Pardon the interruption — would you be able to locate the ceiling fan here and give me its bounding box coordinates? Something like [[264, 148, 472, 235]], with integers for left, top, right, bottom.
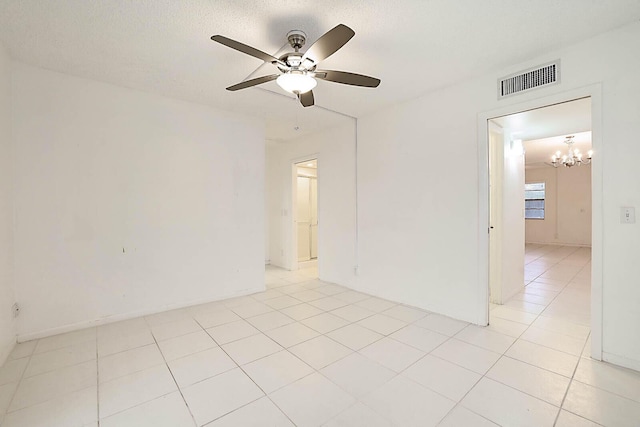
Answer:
[[211, 24, 381, 107]]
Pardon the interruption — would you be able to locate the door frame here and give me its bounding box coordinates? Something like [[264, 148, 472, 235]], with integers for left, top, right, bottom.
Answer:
[[477, 84, 603, 360], [488, 122, 504, 305], [290, 155, 319, 271]]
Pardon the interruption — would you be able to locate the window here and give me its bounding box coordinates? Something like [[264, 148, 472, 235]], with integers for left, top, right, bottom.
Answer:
[[525, 182, 545, 219]]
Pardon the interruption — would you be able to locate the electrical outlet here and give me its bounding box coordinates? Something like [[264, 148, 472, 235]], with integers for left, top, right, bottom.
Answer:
[[12, 303, 19, 318]]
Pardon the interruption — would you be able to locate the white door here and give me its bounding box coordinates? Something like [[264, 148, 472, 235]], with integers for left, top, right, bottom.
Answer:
[[297, 176, 311, 262], [488, 123, 525, 305], [489, 128, 502, 304], [310, 177, 318, 259]]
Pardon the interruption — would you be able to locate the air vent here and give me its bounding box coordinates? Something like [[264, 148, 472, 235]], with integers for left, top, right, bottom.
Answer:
[[498, 61, 560, 98]]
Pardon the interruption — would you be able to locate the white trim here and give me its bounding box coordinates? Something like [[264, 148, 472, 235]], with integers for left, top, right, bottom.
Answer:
[[477, 84, 603, 360], [289, 154, 319, 272], [17, 286, 265, 342], [524, 241, 592, 247], [603, 351, 640, 372], [347, 283, 462, 322], [477, 106, 491, 325]]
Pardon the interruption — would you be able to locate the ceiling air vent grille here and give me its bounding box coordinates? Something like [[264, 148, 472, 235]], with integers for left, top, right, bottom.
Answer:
[[498, 61, 560, 98]]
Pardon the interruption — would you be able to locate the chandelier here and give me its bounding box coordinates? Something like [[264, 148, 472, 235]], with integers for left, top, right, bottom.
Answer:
[[550, 135, 593, 168]]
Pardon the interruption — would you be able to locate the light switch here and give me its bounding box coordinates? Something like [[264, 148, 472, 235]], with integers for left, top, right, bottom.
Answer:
[[621, 207, 636, 224]]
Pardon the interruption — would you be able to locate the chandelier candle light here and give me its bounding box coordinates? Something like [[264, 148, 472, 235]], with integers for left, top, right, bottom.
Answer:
[[550, 135, 593, 168]]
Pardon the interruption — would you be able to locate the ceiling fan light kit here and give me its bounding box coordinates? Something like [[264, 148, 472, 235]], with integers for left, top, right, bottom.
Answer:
[[276, 72, 317, 94], [210, 24, 381, 107]]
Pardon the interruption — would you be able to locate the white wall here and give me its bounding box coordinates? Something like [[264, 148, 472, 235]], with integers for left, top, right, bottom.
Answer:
[[356, 22, 640, 369], [526, 166, 592, 246], [0, 43, 16, 364], [265, 145, 276, 265], [357, 85, 484, 321], [266, 123, 356, 285], [12, 64, 265, 340]]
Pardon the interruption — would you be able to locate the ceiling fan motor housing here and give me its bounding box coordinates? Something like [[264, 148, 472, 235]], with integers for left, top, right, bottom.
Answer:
[[277, 52, 315, 72], [286, 30, 306, 50]]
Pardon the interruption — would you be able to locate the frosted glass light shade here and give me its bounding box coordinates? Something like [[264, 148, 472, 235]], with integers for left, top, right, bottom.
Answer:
[[276, 73, 317, 94]]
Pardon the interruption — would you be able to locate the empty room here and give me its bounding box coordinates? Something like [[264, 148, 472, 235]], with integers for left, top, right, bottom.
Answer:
[[1, 1, 640, 426]]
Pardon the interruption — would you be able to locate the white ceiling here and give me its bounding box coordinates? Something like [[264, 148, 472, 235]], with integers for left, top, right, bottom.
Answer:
[[1, 1, 638, 142], [298, 159, 317, 169], [490, 97, 592, 167], [491, 97, 591, 142]]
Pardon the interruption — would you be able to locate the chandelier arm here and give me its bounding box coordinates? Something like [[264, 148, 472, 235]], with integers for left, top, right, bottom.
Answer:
[[549, 135, 593, 168]]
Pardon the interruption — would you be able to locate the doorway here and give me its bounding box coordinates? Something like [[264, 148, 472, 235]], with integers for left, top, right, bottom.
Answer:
[[295, 159, 318, 268], [487, 97, 595, 353]]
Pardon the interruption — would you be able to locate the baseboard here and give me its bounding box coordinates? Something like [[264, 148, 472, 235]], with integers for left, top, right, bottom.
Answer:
[[501, 284, 524, 304], [346, 282, 478, 325], [525, 241, 592, 248], [17, 286, 266, 342], [602, 351, 640, 373]]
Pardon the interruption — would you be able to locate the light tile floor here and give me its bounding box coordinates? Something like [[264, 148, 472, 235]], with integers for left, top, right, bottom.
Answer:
[[1, 245, 640, 426]]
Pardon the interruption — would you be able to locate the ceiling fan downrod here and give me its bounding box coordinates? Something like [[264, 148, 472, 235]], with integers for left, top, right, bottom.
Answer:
[[286, 30, 306, 52]]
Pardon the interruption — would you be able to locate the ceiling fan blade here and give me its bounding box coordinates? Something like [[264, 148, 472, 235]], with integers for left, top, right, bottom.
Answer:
[[226, 74, 279, 91], [301, 24, 355, 64], [299, 90, 314, 107], [316, 70, 380, 88], [211, 35, 281, 64]]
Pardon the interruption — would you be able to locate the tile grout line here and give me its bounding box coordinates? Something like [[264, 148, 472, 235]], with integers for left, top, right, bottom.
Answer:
[[433, 324, 527, 423], [0, 284, 504, 422], [2, 333, 100, 422], [96, 328, 157, 360], [3, 341, 38, 417], [149, 295, 365, 393], [552, 331, 592, 426], [208, 275, 391, 424], [196, 317, 300, 427], [4, 258, 599, 426], [437, 247, 590, 425], [146, 320, 199, 427], [388, 328, 476, 424], [478, 247, 588, 422], [12, 340, 98, 380], [196, 281, 400, 425], [107, 317, 246, 423], [222, 274, 552, 427], [354, 311, 511, 423]]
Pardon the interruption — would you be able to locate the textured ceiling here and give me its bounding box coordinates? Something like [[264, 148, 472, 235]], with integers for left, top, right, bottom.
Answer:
[[0, 1, 638, 142]]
